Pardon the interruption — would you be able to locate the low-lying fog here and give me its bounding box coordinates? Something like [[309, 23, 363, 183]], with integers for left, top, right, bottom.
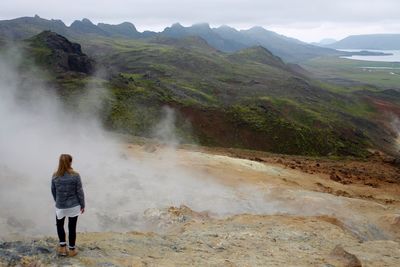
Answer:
[[0, 49, 274, 237]]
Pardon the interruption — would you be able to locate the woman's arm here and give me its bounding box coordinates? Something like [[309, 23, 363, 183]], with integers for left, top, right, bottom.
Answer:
[[51, 178, 56, 201], [76, 174, 85, 210]]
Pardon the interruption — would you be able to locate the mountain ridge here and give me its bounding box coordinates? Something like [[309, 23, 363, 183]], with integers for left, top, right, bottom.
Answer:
[[0, 15, 339, 62], [326, 33, 400, 50]]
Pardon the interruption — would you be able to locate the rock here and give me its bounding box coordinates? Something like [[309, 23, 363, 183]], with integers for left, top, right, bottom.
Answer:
[[392, 158, 400, 167], [250, 157, 264, 162], [143, 143, 157, 153], [329, 245, 362, 267], [171, 244, 185, 252], [143, 205, 210, 231], [33, 246, 52, 254], [143, 72, 151, 79], [316, 182, 333, 194], [382, 156, 396, 164], [335, 190, 351, 197], [330, 172, 342, 182], [364, 182, 378, 188], [392, 215, 400, 225], [29, 31, 94, 74], [379, 214, 400, 230]]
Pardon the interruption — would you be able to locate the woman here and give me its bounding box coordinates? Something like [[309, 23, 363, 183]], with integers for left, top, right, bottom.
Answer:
[[51, 154, 85, 257]]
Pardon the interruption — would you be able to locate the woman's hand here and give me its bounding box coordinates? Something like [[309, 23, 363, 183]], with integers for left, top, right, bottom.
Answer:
[[81, 208, 85, 214]]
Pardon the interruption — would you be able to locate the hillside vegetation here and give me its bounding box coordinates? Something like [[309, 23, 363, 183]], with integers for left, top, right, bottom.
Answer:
[[4, 30, 397, 157]]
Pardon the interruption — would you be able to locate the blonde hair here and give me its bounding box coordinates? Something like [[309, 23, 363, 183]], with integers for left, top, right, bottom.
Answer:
[[54, 154, 75, 177]]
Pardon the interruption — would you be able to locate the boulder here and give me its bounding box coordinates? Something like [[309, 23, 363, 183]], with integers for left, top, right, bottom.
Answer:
[[29, 31, 94, 74], [329, 245, 362, 267]]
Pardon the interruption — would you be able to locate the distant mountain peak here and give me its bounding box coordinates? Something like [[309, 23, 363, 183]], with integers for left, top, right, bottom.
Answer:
[[217, 25, 237, 31], [81, 18, 94, 25], [119, 22, 135, 27], [171, 22, 184, 28], [247, 26, 267, 32], [191, 22, 211, 29], [97, 21, 139, 37], [70, 18, 106, 35], [97, 21, 136, 29], [50, 19, 66, 25], [70, 18, 95, 26]]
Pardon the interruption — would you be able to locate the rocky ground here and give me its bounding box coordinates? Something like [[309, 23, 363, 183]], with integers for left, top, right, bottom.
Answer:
[[1, 144, 400, 266], [2, 209, 400, 267]]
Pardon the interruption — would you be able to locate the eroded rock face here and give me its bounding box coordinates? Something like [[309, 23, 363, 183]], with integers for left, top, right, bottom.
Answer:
[[29, 31, 94, 74]]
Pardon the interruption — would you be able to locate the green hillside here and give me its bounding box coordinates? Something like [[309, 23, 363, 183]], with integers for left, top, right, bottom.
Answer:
[[4, 31, 399, 157]]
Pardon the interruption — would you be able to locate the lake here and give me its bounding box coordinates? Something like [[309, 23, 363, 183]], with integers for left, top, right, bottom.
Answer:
[[339, 49, 400, 62]]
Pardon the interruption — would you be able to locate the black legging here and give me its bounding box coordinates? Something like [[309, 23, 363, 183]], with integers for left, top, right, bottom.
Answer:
[[56, 216, 78, 248]]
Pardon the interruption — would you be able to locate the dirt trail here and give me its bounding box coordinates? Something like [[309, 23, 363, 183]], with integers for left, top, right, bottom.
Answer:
[[1, 144, 400, 266]]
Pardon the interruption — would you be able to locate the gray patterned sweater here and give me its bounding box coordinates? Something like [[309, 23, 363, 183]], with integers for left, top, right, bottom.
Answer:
[[51, 172, 85, 209]]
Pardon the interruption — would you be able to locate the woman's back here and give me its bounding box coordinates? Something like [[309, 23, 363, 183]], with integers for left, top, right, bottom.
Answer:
[[51, 172, 85, 209]]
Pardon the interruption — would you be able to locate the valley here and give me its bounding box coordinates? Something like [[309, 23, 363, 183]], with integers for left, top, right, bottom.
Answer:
[[304, 55, 400, 89]]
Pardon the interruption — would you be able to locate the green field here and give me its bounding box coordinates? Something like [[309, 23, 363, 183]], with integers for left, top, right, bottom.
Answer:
[[304, 56, 400, 89]]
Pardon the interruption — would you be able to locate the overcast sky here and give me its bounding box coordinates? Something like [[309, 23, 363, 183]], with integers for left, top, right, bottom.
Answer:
[[1, 0, 399, 42]]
